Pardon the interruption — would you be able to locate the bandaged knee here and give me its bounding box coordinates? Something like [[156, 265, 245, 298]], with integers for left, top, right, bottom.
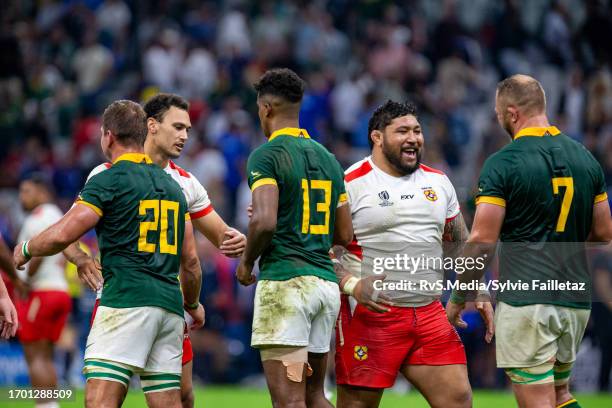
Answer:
[[553, 361, 573, 386], [260, 346, 313, 383], [505, 361, 554, 385]]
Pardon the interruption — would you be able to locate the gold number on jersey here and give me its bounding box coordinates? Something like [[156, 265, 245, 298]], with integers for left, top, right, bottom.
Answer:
[[301, 179, 332, 235], [138, 199, 179, 254], [552, 177, 574, 232]]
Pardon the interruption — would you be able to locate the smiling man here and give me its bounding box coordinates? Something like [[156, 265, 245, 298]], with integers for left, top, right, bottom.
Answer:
[[334, 100, 491, 408]]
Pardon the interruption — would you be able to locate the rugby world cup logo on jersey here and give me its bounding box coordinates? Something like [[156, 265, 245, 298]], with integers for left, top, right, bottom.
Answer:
[[378, 190, 393, 207], [422, 188, 438, 202]]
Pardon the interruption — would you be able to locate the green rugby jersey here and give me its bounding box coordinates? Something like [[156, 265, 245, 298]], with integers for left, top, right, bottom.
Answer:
[[246, 127, 347, 282], [77, 153, 189, 316], [476, 126, 608, 308]]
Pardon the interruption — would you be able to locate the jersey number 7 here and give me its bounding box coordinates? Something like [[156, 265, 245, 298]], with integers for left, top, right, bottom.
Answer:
[[138, 199, 179, 255], [552, 177, 574, 233]]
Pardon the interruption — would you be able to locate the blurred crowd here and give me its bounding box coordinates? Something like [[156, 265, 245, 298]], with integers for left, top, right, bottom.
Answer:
[[0, 0, 611, 390]]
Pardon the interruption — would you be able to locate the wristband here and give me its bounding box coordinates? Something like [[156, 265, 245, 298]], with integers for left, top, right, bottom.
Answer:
[[22, 240, 32, 260], [450, 290, 466, 305], [184, 301, 199, 310], [340, 276, 360, 296]]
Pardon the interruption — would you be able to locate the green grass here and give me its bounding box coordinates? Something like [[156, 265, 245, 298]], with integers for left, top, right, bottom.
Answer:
[[2, 387, 611, 407]]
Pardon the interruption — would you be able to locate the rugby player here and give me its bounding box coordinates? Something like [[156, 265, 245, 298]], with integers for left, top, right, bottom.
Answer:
[[64, 93, 246, 407], [333, 100, 493, 408], [447, 74, 612, 408], [14, 100, 203, 408], [236, 68, 353, 408], [14, 174, 71, 408]]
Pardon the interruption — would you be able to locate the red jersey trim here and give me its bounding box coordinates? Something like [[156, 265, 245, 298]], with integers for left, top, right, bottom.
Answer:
[[445, 212, 460, 223], [104, 162, 112, 169], [169, 161, 191, 178], [420, 163, 445, 175], [190, 205, 213, 219], [345, 161, 373, 183], [347, 237, 363, 260]]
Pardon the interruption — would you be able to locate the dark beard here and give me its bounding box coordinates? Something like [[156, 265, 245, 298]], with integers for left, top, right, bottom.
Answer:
[[382, 143, 422, 176]]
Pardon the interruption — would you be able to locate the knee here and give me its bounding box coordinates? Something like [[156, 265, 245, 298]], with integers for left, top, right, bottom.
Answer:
[[181, 388, 194, 408], [305, 389, 326, 407], [450, 385, 472, 408]]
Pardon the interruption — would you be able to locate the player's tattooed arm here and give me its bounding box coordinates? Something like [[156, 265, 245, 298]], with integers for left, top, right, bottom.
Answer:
[[442, 212, 469, 258]]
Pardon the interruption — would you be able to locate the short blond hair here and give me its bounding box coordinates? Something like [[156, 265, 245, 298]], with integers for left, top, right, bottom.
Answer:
[[496, 74, 546, 116]]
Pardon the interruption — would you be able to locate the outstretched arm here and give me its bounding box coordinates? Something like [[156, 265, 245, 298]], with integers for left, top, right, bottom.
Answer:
[[191, 211, 246, 258]]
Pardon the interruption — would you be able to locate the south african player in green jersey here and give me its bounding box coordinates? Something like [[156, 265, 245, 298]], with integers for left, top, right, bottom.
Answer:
[[236, 68, 353, 408], [14, 100, 203, 408], [446, 75, 612, 408]]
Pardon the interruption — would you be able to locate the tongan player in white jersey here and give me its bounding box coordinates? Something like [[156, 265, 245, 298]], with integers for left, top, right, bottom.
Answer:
[[64, 93, 246, 408], [333, 101, 494, 408]]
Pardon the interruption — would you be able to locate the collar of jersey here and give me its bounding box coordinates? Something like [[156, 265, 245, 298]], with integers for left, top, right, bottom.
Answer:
[[513, 126, 560, 140], [268, 127, 311, 142], [113, 153, 153, 164]]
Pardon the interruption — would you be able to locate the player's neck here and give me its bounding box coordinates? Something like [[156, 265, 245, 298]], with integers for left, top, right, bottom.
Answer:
[[371, 149, 405, 178], [109, 145, 144, 163], [144, 137, 170, 168], [512, 114, 550, 140], [267, 118, 300, 138]]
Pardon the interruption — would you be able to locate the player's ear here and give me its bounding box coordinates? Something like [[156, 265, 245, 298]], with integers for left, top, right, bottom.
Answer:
[[370, 129, 383, 147], [507, 105, 519, 124], [263, 101, 273, 118], [147, 117, 159, 135]]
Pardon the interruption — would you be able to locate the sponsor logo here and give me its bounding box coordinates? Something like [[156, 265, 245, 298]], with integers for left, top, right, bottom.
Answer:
[[423, 189, 438, 202], [378, 191, 393, 207], [250, 171, 262, 179], [401, 194, 414, 200], [354, 345, 368, 361]]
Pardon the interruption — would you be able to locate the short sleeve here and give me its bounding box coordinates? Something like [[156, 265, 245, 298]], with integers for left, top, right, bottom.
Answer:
[[593, 162, 608, 204], [476, 154, 509, 208], [335, 160, 348, 207], [247, 146, 278, 191], [188, 177, 214, 219], [444, 176, 461, 221], [76, 173, 114, 216]]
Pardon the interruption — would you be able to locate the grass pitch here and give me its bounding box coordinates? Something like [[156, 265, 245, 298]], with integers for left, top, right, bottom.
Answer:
[[2, 387, 612, 407]]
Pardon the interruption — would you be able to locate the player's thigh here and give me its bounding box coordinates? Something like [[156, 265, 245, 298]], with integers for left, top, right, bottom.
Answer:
[[556, 307, 590, 366], [337, 385, 384, 408], [401, 364, 471, 408], [511, 382, 556, 408], [495, 302, 560, 369], [144, 388, 182, 408], [308, 278, 340, 354], [85, 378, 128, 408], [252, 278, 315, 348], [262, 358, 308, 406], [85, 306, 159, 368]]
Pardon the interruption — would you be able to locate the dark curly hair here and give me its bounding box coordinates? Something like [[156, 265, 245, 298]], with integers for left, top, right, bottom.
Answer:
[[253, 68, 305, 103], [143, 93, 189, 122], [367, 100, 418, 148]]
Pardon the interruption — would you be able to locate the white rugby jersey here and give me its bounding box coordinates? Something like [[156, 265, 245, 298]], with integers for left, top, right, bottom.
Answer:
[[342, 157, 460, 306], [17, 203, 68, 291], [87, 160, 213, 218], [86, 159, 214, 299]]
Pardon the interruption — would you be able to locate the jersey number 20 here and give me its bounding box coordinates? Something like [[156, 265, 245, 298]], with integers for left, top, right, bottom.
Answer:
[[138, 199, 179, 254], [301, 179, 331, 235], [552, 177, 574, 233]]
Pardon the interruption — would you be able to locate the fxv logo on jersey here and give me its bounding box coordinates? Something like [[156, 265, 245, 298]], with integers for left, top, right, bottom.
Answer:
[[378, 191, 393, 207]]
